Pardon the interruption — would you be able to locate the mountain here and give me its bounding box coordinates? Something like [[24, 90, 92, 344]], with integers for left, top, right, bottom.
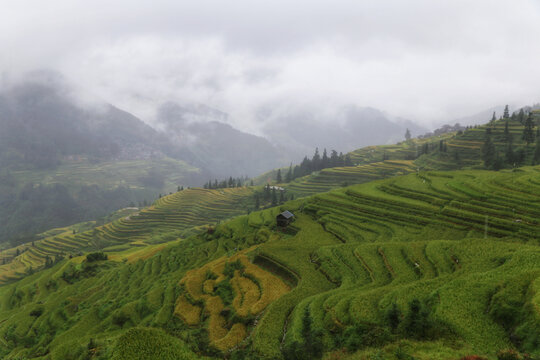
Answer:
[[0, 76, 202, 246], [262, 105, 427, 161], [0, 77, 170, 170], [156, 102, 287, 177]]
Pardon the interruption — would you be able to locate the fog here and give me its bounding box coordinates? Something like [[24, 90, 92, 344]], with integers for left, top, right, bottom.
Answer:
[[2, 0, 540, 132]]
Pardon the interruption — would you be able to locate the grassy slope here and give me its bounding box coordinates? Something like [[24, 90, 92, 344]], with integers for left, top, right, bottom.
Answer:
[[0, 186, 255, 284], [0, 167, 538, 359], [4, 115, 535, 281]]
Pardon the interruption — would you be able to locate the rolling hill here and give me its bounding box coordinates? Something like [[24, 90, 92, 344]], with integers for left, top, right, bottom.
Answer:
[[0, 166, 538, 359]]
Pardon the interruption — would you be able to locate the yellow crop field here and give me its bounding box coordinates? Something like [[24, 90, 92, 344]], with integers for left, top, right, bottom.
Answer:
[[175, 248, 291, 351]]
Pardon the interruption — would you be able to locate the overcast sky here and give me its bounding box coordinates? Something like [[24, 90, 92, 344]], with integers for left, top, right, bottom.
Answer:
[[2, 0, 540, 131]]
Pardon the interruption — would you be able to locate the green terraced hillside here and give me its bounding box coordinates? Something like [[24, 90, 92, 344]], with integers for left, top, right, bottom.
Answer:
[[0, 166, 538, 359], [0, 186, 255, 284], [269, 114, 540, 201], [285, 160, 416, 198]]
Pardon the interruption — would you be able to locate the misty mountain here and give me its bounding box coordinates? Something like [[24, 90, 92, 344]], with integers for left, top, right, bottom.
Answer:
[[0, 80, 176, 171], [261, 106, 427, 161], [156, 103, 287, 177], [448, 105, 509, 127]]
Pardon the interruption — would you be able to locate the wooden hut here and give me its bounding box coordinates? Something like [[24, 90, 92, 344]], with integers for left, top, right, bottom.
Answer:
[[276, 210, 295, 227]]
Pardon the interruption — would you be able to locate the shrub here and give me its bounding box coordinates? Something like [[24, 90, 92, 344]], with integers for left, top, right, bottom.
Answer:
[[214, 280, 235, 305], [86, 252, 108, 262], [386, 303, 401, 331], [223, 260, 244, 278]]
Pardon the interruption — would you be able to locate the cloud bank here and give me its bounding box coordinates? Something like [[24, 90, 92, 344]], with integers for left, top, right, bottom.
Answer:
[[2, 0, 540, 131]]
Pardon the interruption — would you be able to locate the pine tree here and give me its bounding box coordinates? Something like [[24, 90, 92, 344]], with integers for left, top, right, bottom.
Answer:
[[312, 148, 321, 171], [254, 194, 260, 209], [271, 187, 277, 206], [503, 105, 510, 119], [405, 128, 411, 141], [330, 150, 339, 167], [523, 112, 536, 145], [279, 190, 284, 204], [321, 148, 329, 169], [491, 111, 496, 123], [276, 169, 282, 183], [518, 108, 525, 124], [285, 164, 293, 182]]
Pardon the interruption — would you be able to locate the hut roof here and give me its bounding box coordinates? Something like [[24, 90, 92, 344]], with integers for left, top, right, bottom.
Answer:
[[278, 210, 295, 219]]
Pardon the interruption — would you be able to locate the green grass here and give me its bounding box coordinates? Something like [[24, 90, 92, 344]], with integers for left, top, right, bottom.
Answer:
[[0, 128, 540, 359], [0, 186, 256, 283], [0, 166, 537, 359]]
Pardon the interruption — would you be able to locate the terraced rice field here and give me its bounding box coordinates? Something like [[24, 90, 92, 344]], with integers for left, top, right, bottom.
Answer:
[[0, 187, 255, 283], [285, 160, 416, 198], [242, 166, 540, 358], [0, 167, 538, 359], [175, 248, 291, 351], [348, 133, 455, 165]]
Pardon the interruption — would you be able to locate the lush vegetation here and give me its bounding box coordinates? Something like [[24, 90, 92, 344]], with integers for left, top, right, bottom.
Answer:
[[0, 108, 539, 359], [0, 157, 201, 247], [0, 165, 537, 359], [0, 186, 255, 284]]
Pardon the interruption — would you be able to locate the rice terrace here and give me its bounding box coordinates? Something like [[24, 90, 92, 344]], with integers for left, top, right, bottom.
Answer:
[[1, 2, 540, 359]]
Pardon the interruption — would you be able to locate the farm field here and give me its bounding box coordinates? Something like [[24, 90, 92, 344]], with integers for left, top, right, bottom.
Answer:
[[0, 186, 255, 284], [0, 166, 537, 359]]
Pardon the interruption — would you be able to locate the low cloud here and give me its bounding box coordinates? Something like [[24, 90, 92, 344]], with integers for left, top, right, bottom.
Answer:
[[2, 0, 540, 132]]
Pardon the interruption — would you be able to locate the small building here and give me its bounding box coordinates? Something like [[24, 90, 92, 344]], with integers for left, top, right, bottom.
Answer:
[[276, 210, 295, 227]]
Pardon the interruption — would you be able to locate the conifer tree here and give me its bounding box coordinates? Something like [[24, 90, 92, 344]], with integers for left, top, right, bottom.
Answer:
[[503, 105, 510, 119], [312, 148, 321, 170], [271, 187, 277, 206], [285, 164, 292, 182], [523, 112, 536, 145], [321, 148, 329, 169], [330, 150, 339, 167], [279, 190, 284, 204], [254, 194, 260, 209], [276, 169, 282, 183], [491, 111, 496, 123], [518, 108, 525, 124], [405, 128, 411, 141]]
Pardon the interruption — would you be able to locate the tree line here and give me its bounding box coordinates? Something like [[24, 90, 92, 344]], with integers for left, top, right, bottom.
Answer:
[[203, 176, 252, 189], [276, 148, 354, 184], [482, 107, 540, 170]]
